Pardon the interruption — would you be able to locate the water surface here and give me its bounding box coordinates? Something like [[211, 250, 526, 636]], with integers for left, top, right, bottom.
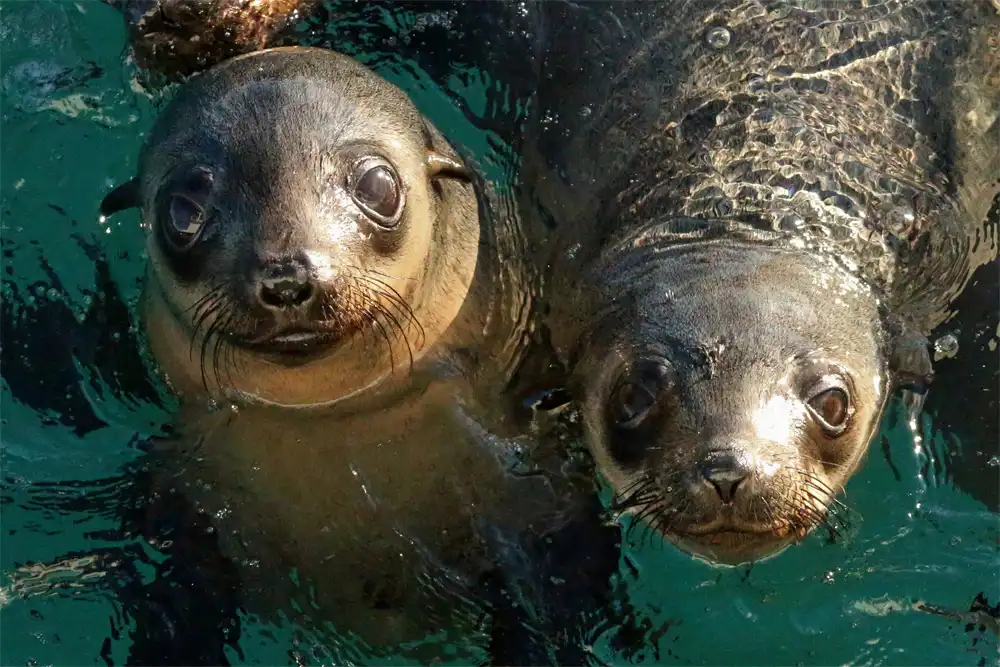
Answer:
[[1, 1, 997, 665]]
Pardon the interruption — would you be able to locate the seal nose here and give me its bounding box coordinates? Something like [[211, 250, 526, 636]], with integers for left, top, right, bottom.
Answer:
[[256, 259, 315, 310], [699, 450, 751, 504]]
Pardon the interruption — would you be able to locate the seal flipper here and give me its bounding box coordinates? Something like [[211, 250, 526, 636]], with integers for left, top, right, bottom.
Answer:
[[483, 491, 633, 667], [100, 178, 140, 217]]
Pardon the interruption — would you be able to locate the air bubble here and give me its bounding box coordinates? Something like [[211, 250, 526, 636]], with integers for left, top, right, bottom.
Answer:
[[988, 456, 1000, 468], [705, 26, 732, 50]]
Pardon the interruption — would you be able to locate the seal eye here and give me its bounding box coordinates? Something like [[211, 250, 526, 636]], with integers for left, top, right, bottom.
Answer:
[[610, 382, 657, 429], [608, 359, 674, 430], [805, 378, 852, 435], [351, 159, 403, 227], [166, 194, 207, 250]]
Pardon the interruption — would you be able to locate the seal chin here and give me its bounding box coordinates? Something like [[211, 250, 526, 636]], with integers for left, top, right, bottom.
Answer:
[[668, 529, 798, 566]]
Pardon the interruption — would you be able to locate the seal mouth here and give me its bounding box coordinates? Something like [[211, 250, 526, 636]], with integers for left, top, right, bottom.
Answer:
[[234, 326, 345, 359], [680, 518, 806, 538]]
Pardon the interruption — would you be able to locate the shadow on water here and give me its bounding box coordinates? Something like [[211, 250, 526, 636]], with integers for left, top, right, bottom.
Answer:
[[0, 0, 997, 665]]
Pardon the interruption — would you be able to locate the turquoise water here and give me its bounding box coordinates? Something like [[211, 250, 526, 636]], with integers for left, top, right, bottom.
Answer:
[[1, 1, 997, 665]]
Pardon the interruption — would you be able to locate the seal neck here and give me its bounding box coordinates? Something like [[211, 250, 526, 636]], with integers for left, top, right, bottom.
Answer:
[[441, 179, 537, 395]]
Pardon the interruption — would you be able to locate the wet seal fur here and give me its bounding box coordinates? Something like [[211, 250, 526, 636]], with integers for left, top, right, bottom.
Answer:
[[97, 46, 553, 657], [512, 0, 1000, 565]]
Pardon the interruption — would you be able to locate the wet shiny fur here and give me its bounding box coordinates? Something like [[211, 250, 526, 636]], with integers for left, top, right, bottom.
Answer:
[[102, 47, 481, 408]]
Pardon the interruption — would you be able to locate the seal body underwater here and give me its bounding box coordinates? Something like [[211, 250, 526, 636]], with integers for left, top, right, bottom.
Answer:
[[501, 0, 1000, 565], [98, 45, 559, 657]]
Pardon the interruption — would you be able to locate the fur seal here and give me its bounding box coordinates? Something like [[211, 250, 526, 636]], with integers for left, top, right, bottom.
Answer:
[[101, 46, 483, 409], [509, 0, 1000, 565], [97, 45, 551, 657]]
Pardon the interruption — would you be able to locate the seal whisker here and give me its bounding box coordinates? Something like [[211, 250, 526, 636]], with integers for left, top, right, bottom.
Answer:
[[198, 303, 227, 391], [627, 502, 663, 546], [219, 310, 253, 388], [369, 299, 415, 370], [790, 467, 852, 515], [800, 484, 853, 537], [789, 485, 846, 542], [797, 453, 850, 472], [657, 496, 695, 538], [189, 294, 227, 357], [192, 292, 225, 330], [365, 268, 417, 284], [611, 474, 659, 512], [355, 272, 427, 351], [355, 271, 424, 340], [345, 286, 388, 374], [210, 307, 238, 391], [184, 281, 228, 314], [365, 299, 397, 373]]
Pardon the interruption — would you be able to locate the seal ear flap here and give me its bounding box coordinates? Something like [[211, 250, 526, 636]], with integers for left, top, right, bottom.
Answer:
[[100, 178, 141, 217], [425, 152, 473, 181], [421, 117, 473, 182], [887, 316, 934, 392], [886, 315, 934, 418]]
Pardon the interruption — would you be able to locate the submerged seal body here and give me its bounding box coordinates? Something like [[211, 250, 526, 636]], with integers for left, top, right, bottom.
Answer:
[[99, 46, 549, 655], [509, 0, 999, 564]]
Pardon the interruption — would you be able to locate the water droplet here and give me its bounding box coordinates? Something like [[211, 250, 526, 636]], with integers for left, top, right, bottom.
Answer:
[[705, 26, 732, 50], [778, 213, 805, 231], [933, 333, 959, 360], [229, 403, 239, 414]]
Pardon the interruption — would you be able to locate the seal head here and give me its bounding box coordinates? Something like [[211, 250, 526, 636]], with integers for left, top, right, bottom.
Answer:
[[571, 226, 892, 565], [101, 47, 477, 407]]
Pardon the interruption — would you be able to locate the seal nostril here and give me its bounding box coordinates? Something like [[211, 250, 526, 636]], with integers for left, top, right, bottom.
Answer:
[[705, 475, 745, 504], [699, 452, 750, 504], [257, 261, 316, 310]]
